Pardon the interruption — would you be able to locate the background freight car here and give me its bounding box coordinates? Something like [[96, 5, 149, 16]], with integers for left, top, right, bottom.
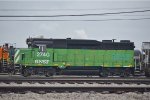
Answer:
[[0, 44, 15, 73]]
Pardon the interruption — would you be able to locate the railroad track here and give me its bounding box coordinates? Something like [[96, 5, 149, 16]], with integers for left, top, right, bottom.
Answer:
[[0, 76, 150, 93], [0, 85, 150, 93], [0, 75, 149, 84]]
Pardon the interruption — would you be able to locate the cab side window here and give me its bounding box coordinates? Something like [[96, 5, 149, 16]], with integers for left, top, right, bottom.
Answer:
[[39, 45, 46, 52], [22, 53, 25, 60]]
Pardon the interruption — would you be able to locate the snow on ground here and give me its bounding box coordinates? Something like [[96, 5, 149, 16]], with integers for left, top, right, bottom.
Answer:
[[0, 92, 150, 100]]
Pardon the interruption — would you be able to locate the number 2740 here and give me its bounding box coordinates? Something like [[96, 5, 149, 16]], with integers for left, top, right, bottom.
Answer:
[[37, 52, 50, 57]]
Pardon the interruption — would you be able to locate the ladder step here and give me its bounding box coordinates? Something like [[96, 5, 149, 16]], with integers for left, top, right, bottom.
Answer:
[[2, 59, 8, 67], [134, 71, 140, 73]]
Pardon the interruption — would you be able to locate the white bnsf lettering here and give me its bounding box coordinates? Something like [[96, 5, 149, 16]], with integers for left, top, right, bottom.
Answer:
[[37, 52, 50, 57], [35, 60, 49, 64]]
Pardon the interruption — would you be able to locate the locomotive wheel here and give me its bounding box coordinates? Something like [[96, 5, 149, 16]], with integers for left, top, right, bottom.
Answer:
[[145, 67, 150, 77], [120, 72, 126, 77], [145, 72, 150, 77], [22, 69, 30, 77], [45, 71, 52, 77], [45, 68, 56, 77], [120, 69, 130, 77], [100, 69, 109, 77]]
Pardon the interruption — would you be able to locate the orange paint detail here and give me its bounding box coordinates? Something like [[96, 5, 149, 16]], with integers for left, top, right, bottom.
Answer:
[[0, 47, 9, 60], [0, 48, 2, 59]]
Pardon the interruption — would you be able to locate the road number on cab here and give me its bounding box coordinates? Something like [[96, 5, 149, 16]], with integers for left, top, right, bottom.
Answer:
[[37, 52, 50, 57]]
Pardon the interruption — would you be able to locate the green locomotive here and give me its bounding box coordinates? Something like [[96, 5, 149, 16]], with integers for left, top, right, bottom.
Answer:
[[14, 38, 135, 77]]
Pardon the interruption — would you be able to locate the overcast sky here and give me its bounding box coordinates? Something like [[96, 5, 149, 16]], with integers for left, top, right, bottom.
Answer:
[[0, 0, 150, 49]]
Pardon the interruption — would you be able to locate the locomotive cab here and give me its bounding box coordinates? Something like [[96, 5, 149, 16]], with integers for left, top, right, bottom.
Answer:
[[14, 45, 55, 77]]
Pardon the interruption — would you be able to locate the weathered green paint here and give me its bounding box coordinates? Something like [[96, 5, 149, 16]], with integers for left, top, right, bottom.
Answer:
[[14, 48, 134, 68]]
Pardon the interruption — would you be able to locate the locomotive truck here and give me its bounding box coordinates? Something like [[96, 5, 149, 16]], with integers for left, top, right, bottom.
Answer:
[[14, 38, 138, 77]]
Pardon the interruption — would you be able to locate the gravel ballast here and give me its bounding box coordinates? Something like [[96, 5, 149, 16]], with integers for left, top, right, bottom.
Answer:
[[0, 92, 150, 100], [0, 82, 149, 100]]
